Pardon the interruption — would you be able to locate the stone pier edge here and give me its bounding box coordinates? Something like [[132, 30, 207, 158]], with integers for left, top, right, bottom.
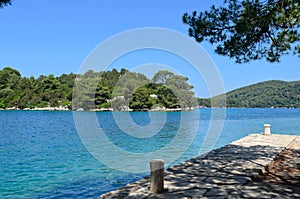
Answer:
[[100, 134, 300, 198]]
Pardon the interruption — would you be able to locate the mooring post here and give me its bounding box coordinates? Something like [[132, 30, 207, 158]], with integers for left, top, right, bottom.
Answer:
[[150, 159, 164, 194], [264, 124, 271, 135]]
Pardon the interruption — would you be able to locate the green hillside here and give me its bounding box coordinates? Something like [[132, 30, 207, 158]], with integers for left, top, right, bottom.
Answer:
[[200, 80, 300, 108]]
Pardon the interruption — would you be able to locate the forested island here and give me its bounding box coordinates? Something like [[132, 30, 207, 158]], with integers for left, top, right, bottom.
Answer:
[[0, 67, 197, 111], [1, 67, 300, 111]]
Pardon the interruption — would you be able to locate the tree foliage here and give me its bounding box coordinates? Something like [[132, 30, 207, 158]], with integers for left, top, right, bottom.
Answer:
[[183, 0, 300, 63], [0, 67, 197, 111], [129, 71, 197, 110], [152, 70, 174, 84], [129, 83, 180, 110], [0, 67, 76, 109], [0, 0, 11, 8]]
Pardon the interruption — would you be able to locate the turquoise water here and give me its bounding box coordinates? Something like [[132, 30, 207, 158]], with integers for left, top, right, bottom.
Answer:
[[1, 108, 300, 198]]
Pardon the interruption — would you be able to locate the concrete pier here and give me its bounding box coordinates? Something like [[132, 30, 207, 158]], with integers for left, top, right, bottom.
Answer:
[[100, 134, 300, 198]]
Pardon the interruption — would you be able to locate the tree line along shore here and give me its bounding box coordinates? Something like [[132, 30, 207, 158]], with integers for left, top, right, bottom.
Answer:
[[0, 67, 299, 111], [0, 67, 197, 111]]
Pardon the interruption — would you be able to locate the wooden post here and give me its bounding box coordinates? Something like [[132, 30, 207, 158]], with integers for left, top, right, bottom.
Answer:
[[264, 124, 271, 135], [150, 159, 164, 193]]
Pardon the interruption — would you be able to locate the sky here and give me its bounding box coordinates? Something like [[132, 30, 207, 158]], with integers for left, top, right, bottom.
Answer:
[[0, 0, 299, 98]]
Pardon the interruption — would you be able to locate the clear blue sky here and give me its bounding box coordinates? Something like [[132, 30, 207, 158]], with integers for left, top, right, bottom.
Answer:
[[0, 0, 299, 97]]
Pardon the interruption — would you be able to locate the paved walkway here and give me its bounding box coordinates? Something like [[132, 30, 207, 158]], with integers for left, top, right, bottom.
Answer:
[[100, 134, 300, 198]]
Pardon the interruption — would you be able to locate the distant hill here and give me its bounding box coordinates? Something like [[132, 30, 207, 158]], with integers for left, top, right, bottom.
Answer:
[[199, 80, 300, 108]]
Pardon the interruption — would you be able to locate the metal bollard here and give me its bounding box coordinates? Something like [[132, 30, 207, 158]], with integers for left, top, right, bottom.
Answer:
[[150, 159, 164, 193]]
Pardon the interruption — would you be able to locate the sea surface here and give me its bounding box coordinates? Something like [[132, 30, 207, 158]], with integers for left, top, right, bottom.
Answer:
[[1, 108, 300, 198]]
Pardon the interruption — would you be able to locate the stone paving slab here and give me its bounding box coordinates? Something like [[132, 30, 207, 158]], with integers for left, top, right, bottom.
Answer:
[[100, 134, 300, 198], [252, 136, 300, 187]]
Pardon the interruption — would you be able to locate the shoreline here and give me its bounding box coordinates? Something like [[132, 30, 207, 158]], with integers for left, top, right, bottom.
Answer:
[[0, 107, 197, 112], [0, 107, 299, 112], [0, 106, 298, 112]]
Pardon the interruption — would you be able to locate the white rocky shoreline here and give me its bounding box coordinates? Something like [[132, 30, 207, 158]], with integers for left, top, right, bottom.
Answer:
[[0, 106, 198, 112]]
